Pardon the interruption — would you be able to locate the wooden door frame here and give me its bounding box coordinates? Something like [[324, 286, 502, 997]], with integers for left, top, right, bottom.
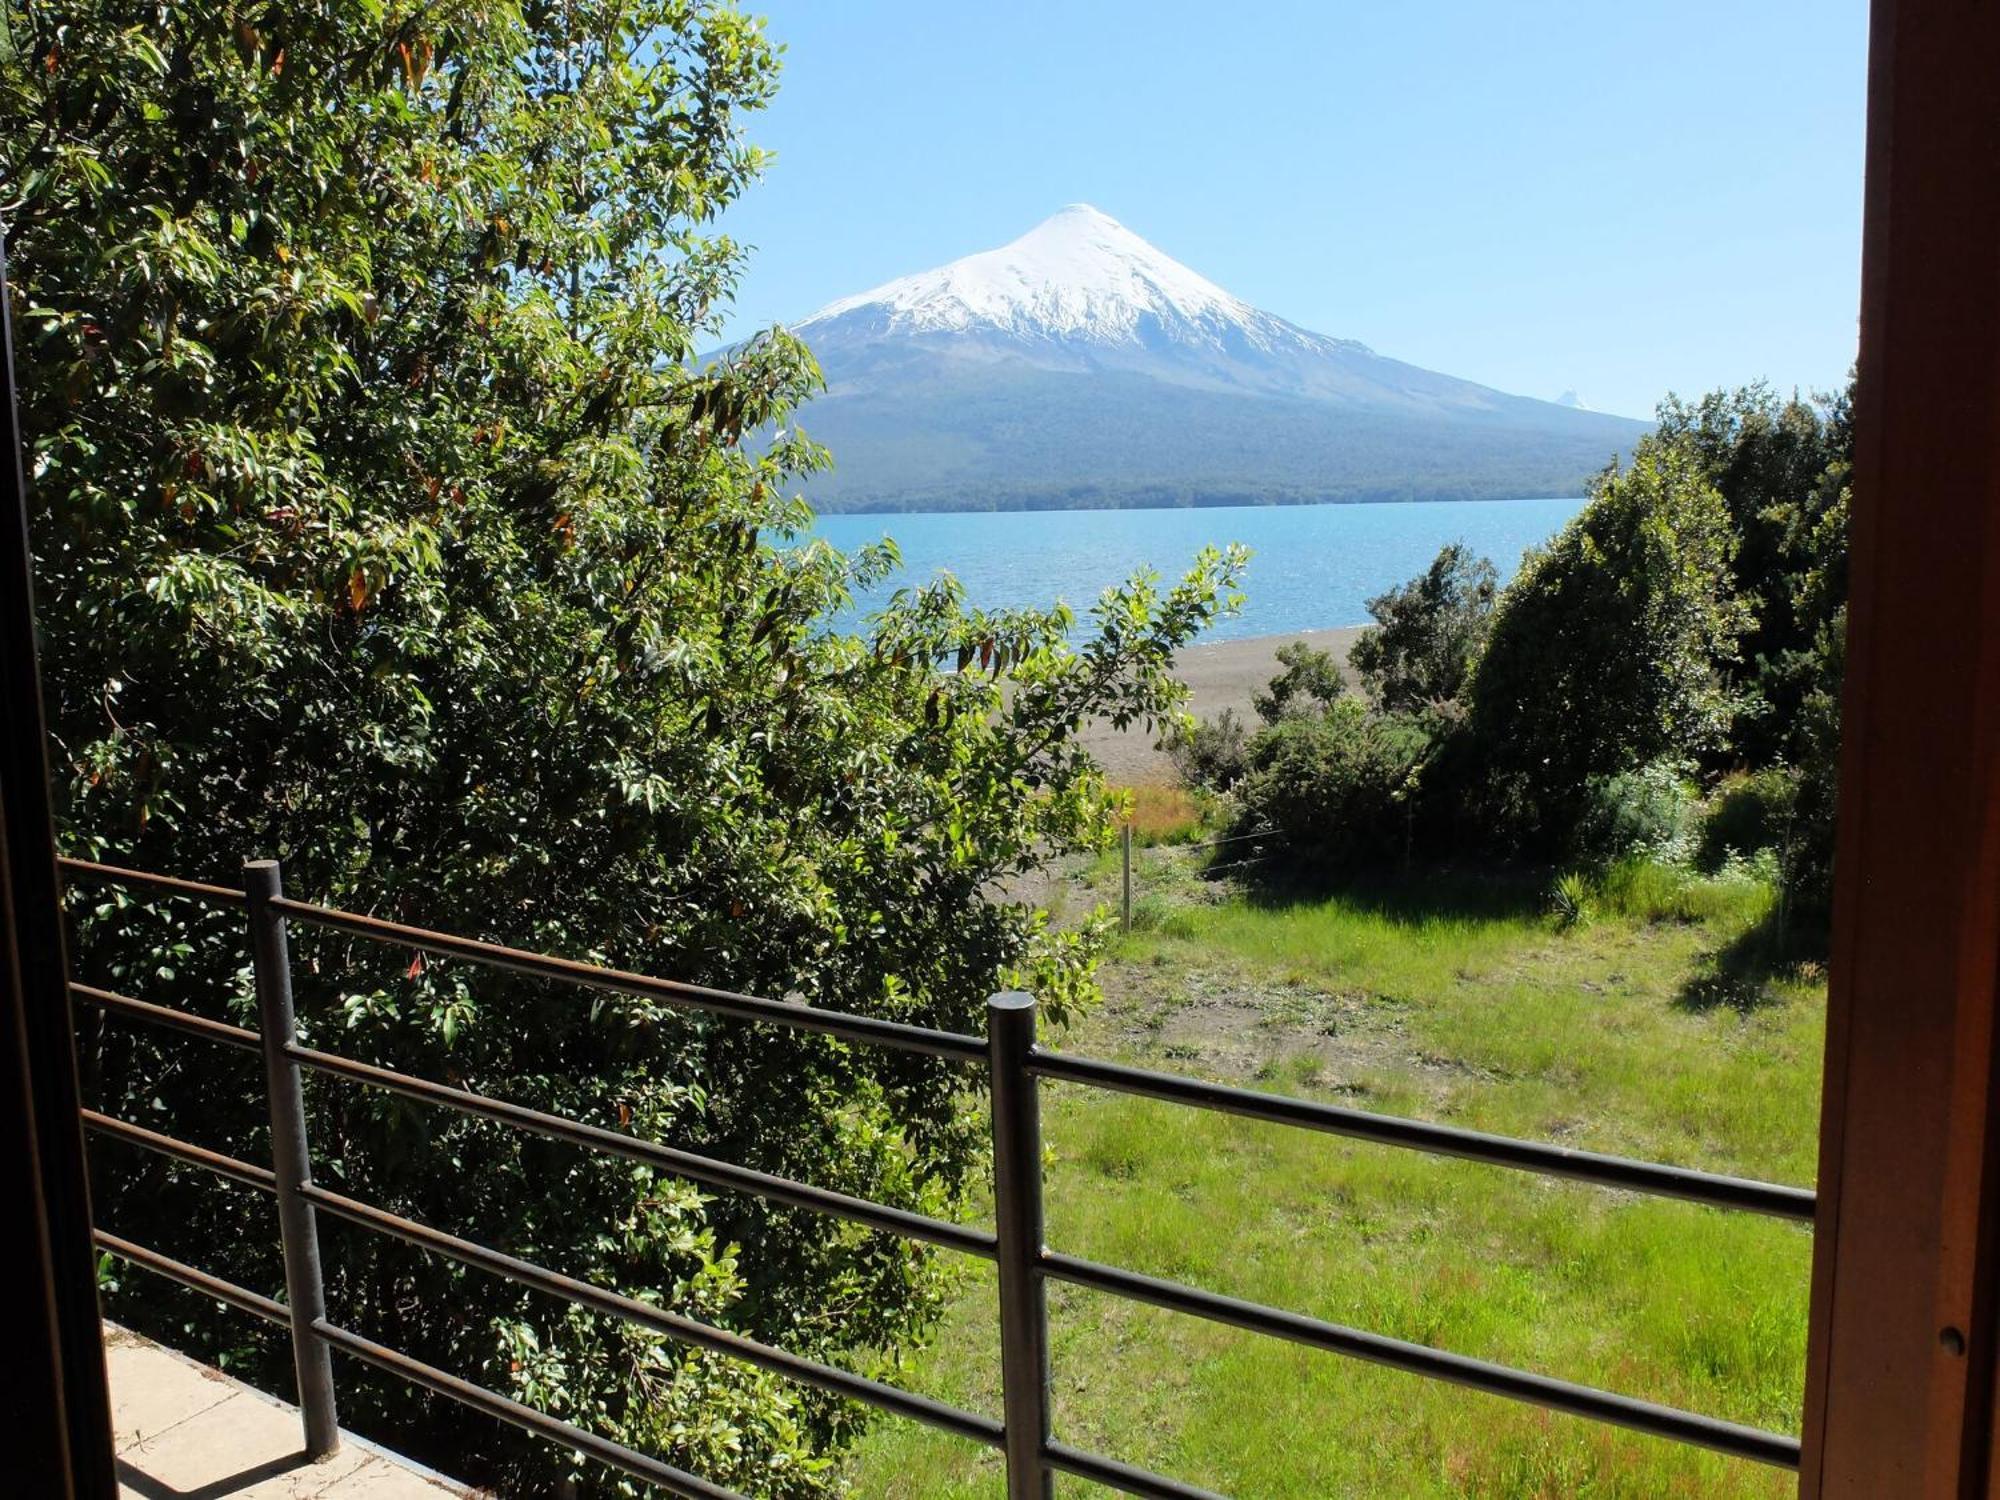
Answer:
[[0, 228, 117, 1495], [1799, 0, 2000, 1493]]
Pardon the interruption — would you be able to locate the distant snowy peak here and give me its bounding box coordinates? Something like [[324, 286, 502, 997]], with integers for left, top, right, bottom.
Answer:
[[798, 204, 1361, 361], [1554, 389, 1591, 411]]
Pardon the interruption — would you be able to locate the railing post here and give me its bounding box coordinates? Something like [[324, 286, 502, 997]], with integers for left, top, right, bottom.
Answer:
[[244, 858, 340, 1459], [988, 991, 1055, 1500]]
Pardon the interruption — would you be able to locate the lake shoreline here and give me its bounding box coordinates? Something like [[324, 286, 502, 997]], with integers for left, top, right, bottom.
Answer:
[[1080, 625, 1369, 784], [814, 494, 1582, 646]]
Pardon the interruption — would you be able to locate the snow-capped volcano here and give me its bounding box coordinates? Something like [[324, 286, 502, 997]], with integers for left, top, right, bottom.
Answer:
[[801, 203, 1347, 359], [795, 204, 1387, 402], [747, 206, 1648, 512]]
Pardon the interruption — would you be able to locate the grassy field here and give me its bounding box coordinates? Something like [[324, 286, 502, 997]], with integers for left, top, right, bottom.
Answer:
[[844, 850, 1824, 1498]]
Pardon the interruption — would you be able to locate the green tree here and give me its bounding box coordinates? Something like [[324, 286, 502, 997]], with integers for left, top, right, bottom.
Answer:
[[1770, 484, 1849, 923], [1652, 382, 1851, 763], [1463, 442, 1751, 851], [1348, 541, 1497, 716], [1251, 639, 1347, 723], [2, 0, 1241, 1491]]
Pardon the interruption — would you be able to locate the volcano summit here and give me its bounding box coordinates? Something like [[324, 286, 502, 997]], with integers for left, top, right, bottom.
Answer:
[[761, 206, 1647, 513]]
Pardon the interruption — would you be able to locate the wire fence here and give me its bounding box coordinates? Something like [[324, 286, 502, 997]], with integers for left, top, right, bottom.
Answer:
[[1117, 823, 1286, 929]]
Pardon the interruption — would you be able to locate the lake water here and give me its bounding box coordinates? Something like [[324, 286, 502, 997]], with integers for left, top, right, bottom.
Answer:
[[809, 497, 1585, 642]]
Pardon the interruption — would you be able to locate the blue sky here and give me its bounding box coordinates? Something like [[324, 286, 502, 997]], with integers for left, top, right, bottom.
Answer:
[[712, 2, 1868, 421]]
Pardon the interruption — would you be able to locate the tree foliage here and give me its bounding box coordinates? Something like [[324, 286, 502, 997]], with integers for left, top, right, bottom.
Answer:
[[1347, 541, 1497, 717], [1251, 639, 1346, 723], [1647, 383, 1852, 918], [1652, 382, 1851, 764], [1463, 442, 1752, 851], [2, 0, 1241, 1490]]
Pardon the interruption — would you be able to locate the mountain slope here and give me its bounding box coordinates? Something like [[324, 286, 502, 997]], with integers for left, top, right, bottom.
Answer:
[[755, 205, 1647, 513]]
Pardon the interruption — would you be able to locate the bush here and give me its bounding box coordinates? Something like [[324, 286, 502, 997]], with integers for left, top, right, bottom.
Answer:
[[1548, 871, 1596, 931], [1699, 768, 1800, 871], [1349, 542, 1498, 714], [1571, 761, 1701, 867], [1168, 707, 1252, 791], [1236, 699, 1432, 870], [1253, 640, 1348, 723]]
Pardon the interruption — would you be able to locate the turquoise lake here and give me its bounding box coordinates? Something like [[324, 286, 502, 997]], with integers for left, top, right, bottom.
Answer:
[[808, 497, 1586, 643]]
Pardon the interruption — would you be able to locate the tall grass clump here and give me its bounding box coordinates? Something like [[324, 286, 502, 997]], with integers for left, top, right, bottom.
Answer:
[[1122, 783, 1216, 845], [1548, 871, 1596, 931], [1594, 856, 1776, 928]]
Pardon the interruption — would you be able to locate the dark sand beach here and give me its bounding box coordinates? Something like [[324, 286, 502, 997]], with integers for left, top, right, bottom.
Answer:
[[1079, 626, 1367, 783]]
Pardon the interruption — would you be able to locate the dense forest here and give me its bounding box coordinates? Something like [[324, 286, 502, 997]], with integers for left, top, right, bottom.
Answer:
[[789, 367, 1648, 514]]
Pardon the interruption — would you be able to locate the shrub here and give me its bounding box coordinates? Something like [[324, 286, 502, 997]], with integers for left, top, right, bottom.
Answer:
[[1572, 761, 1701, 867], [1349, 542, 1498, 714], [1236, 699, 1432, 870], [1252, 641, 1348, 723], [1167, 707, 1252, 791], [1699, 768, 1800, 871], [1548, 872, 1596, 931]]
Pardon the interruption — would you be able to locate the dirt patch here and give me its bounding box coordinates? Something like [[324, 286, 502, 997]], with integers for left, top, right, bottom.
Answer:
[[1087, 956, 1415, 1090]]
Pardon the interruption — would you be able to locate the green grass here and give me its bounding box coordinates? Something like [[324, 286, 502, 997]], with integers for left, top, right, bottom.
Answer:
[[845, 863, 1823, 1498]]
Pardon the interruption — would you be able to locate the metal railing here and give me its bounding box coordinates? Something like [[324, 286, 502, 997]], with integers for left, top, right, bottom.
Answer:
[[62, 854, 1814, 1498]]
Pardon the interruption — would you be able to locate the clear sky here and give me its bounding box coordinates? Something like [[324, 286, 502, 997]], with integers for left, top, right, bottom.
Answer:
[[712, 2, 1868, 421]]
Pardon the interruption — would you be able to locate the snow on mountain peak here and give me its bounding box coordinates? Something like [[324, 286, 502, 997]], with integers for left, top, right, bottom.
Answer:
[[799, 204, 1267, 347]]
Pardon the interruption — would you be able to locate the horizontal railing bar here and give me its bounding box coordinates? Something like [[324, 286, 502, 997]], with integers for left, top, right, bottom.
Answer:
[[1042, 1439, 1231, 1500], [300, 1181, 1006, 1448], [312, 1318, 743, 1500], [95, 1230, 289, 1326], [270, 895, 986, 1063], [1040, 1251, 1801, 1470], [287, 1041, 997, 1261], [1028, 1049, 1815, 1223], [71, 981, 262, 1054], [58, 856, 247, 908], [82, 1109, 277, 1193]]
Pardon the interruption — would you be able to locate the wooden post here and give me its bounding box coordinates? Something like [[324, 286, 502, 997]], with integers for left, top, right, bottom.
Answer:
[[1800, 0, 2000, 1492], [1121, 823, 1133, 935]]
